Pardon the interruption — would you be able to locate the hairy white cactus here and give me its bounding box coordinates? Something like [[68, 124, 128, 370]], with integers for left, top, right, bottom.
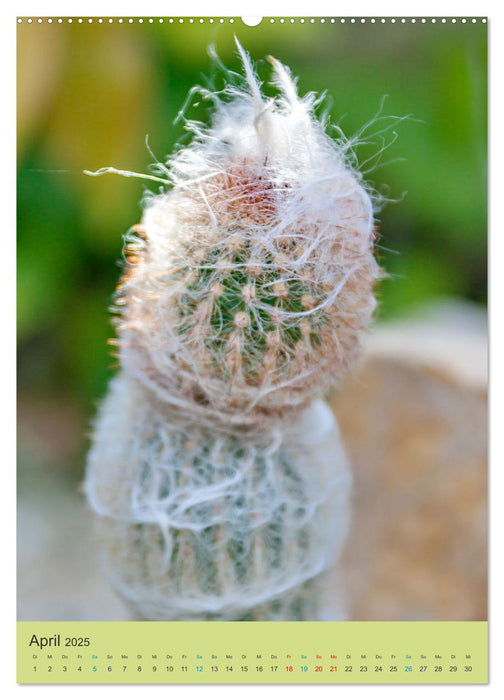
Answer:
[[85, 41, 380, 621], [86, 373, 350, 620]]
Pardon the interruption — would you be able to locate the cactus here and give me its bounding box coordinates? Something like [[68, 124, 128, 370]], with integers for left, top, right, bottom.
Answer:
[[86, 373, 350, 620], [85, 41, 379, 620]]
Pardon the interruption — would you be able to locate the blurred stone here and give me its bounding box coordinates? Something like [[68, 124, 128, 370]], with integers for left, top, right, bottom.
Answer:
[[332, 300, 487, 620], [17, 474, 129, 621]]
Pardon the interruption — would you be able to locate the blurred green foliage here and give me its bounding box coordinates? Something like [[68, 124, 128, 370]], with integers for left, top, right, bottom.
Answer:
[[17, 18, 487, 414]]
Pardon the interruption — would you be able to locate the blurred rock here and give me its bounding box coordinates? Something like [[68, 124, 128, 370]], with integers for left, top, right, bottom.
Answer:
[[17, 474, 129, 621], [332, 300, 487, 620]]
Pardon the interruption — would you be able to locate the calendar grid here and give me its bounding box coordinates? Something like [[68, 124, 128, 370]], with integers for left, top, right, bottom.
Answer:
[[17, 621, 487, 684]]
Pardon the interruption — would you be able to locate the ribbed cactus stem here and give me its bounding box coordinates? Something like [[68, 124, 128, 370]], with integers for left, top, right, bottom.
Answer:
[[86, 374, 351, 620], [85, 41, 379, 621]]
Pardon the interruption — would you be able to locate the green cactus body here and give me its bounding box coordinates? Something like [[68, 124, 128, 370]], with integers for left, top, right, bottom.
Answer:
[[177, 242, 326, 383]]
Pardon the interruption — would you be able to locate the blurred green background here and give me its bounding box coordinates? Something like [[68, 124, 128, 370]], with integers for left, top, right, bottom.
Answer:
[[17, 18, 487, 481]]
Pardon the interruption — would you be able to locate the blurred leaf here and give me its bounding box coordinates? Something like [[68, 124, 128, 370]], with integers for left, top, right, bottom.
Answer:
[[17, 24, 67, 157]]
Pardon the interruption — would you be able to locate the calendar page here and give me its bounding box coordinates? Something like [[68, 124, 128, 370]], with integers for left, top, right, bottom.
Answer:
[[16, 12, 488, 685]]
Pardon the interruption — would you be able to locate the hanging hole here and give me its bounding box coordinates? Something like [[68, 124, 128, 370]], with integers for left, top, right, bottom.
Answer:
[[241, 16, 263, 26]]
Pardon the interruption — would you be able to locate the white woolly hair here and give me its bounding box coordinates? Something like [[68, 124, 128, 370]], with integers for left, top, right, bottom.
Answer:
[[85, 372, 351, 621], [89, 40, 380, 429]]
